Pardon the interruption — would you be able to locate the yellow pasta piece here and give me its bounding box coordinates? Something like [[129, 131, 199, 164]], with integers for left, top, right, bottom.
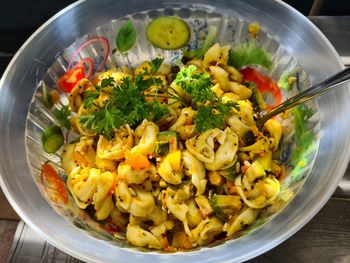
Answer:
[[158, 150, 183, 185], [69, 78, 95, 112], [97, 125, 133, 160], [205, 128, 239, 171], [94, 195, 114, 221], [182, 149, 207, 195], [187, 199, 202, 227], [118, 161, 155, 184], [264, 119, 283, 151], [228, 82, 252, 99], [203, 43, 230, 68], [223, 208, 259, 236], [131, 120, 159, 156], [126, 224, 163, 249], [209, 66, 230, 91], [237, 100, 255, 126], [196, 216, 223, 245], [226, 114, 251, 138], [185, 128, 222, 163], [227, 66, 243, 83], [169, 107, 196, 131]]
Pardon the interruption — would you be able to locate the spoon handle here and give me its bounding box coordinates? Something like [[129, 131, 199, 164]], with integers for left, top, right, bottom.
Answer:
[[257, 67, 350, 128]]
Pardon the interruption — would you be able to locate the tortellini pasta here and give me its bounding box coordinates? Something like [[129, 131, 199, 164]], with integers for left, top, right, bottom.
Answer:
[[182, 150, 207, 195], [115, 181, 155, 217], [61, 45, 286, 251], [97, 125, 133, 160], [118, 161, 156, 184], [185, 128, 222, 163], [235, 161, 280, 209], [131, 120, 159, 155], [204, 128, 239, 171], [67, 167, 116, 220]]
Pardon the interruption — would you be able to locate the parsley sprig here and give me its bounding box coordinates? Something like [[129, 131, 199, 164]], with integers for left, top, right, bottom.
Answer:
[[174, 65, 239, 132], [79, 59, 169, 139], [174, 65, 215, 104]]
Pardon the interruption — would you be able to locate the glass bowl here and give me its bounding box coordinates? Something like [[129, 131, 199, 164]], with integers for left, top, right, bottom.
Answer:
[[0, 0, 349, 262]]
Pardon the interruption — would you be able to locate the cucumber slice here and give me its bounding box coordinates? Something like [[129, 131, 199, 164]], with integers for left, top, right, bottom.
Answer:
[[146, 16, 190, 50], [156, 130, 178, 156], [42, 125, 64, 153]]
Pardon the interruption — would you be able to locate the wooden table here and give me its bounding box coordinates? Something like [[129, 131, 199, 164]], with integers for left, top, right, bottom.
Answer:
[[0, 7, 349, 262]]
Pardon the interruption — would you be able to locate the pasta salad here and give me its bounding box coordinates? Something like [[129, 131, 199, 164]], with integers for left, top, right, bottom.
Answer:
[[40, 16, 290, 251]]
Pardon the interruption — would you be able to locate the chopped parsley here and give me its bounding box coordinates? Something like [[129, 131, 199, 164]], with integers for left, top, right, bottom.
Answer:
[[195, 101, 237, 132], [79, 59, 169, 139], [174, 65, 215, 104], [174, 65, 239, 132]]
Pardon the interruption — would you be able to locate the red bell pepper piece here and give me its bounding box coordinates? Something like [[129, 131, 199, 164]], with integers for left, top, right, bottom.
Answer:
[[240, 67, 282, 109], [57, 66, 85, 93]]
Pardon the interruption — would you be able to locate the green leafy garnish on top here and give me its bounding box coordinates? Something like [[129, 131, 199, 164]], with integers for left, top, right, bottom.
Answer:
[[173, 65, 239, 132], [195, 101, 237, 132], [79, 59, 169, 139], [228, 42, 272, 70], [174, 65, 215, 104], [116, 20, 137, 53]]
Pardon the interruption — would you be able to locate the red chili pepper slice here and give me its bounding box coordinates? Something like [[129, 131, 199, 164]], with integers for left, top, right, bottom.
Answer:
[[240, 67, 282, 110], [57, 66, 85, 93], [41, 162, 69, 204]]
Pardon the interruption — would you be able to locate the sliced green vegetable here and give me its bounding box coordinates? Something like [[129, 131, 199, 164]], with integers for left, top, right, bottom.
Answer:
[[42, 125, 64, 153], [248, 82, 267, 111], [156, 130, 178, 156], [218, 166, 239, 181], [211, 194, 242, 221], [228, 42, 272, 70], [40, 81, 53, 109], [116, 20, 137, 53], [278, 71, 294, 90], [146, 16, 190, 50], [183, 25, 217, 60], [53, 105, 71, 129]]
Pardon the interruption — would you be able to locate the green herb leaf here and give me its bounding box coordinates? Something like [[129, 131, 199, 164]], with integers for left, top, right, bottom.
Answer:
[[228, 42, 272, 70], [53, 105, 71, 129], [150, 57, 164, 74], [290, 105, 316, 166], [100, 77, 115, 88], [183, 25, 217, 60], [83, 90, 100, 109], [80, 107, 124, 139], [116, 20, 137, 53], [195, 105, 221, 132], [79, 74, 169, 139], [194, 101, 238, 132], [174, 65, 215, 104]]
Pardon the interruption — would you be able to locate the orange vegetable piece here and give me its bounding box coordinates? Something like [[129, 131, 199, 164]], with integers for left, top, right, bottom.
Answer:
[[125, 153, 151, 170], [41, 162, 68, 204]]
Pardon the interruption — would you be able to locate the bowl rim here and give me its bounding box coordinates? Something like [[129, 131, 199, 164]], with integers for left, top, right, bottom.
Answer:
[[0, 0, 348, 262]]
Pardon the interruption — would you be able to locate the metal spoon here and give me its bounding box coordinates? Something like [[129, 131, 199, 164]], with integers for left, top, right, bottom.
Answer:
[[256, 67, 350, 129]]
